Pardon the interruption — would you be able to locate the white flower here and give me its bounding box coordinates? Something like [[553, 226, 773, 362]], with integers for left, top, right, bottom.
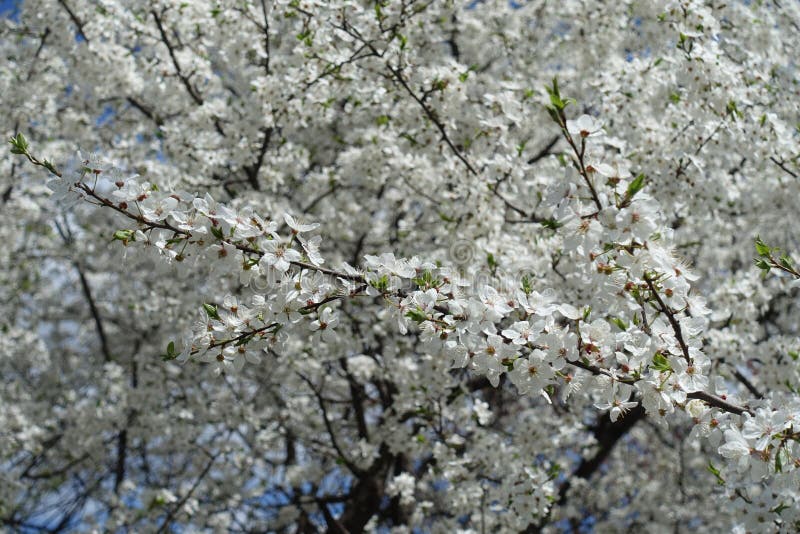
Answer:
[[223, 342, 263, 372], [517, 289, 559, 317], [557, 303, 581, 320], [595, 397, 639, 422], [216, 205, 260, 239], [284, 213, 320, 233], [501, 321, 538, 345], [347, 354, 377, 381], [310, 308, 339, 342], [113, 180, 152, 203], [260, 239, 301, 273], [139, 194, 178, 222], [480, 286, 513, 321], [473, 399, 493, 425], [509, 351, 554, 395], [742, 410, 788, 451], [387, 473, 416, 507], [674, 358, 709, 392], [364, 253, 416, 278], [718, 428, 754, 470], [566, 114, 604, 139], [299, 234, 324, 265], [271, 291, 302, 324], [46, 177, 82, 207], [171, 209, 207, 234]]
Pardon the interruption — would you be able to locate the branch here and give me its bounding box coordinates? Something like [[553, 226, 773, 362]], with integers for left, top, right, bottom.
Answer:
[[156, 450, 219, 534], [297, 372, 365, 477], [336, 19, 478, 176], [75, 265, 112, 363], [151, 10, 203, 106], [527, 135, 560, 165], [385, 62, 478, 175], [242, 127, 272, 191], [686, 391, 751, 416], [731, 368, 764, 400], [259, 0, 271, 76], [525, 404, 646, 532], [57, 0, 89, 42], [770, 156, 798, 179], [644, 274, 691, 362]]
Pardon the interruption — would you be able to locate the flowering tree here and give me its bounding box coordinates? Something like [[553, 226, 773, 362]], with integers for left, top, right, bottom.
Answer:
[[2, 0, 800, 531]]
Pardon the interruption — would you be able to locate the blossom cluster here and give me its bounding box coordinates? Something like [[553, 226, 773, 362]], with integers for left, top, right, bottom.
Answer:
[[38, 100, 800, 518]]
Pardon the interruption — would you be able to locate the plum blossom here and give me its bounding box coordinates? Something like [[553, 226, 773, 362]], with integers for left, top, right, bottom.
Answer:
[[566, 114, 604, 138], [310, 307, 339, 342], [260, 239, 302, 273]]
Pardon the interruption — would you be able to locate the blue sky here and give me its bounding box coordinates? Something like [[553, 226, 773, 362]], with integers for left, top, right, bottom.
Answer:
[[0, 0, 20, 20]]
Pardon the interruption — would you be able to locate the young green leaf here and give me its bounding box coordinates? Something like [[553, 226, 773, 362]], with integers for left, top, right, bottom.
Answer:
[[754, 236, 771, 257], [203, 303, 221, 321]]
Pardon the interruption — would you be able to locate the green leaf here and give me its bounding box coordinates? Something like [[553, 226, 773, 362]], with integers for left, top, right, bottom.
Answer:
[[210, 225, 224, 240], [545, 77, 567, 111], [652, 351, 672, 372], [369, 274, 389, 291], [399, 132, 418, 146], [405, 308, 428, 323], [203, 303, 221, 321], [540, 218, 563, 230], [112, 229, 135, 245], [726, 100, 743, 120], [161, 340, 177, 361], [706, 462, 725, 485], [611, 317, 628, 331], [413, 270, 440, 289], [754, 258, 771, 272], [625, 173, 646, 198], [296, 29, 313, 46], [771, 502, 790, 515], [148, 494, 168, 509], [521, 274, 533, 295], [619, 174, 645, 208], [9, 133, 29, 154], [234, 332, 254, 346], [43, 160, 59, 175], [547, 463, 561, 479]]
